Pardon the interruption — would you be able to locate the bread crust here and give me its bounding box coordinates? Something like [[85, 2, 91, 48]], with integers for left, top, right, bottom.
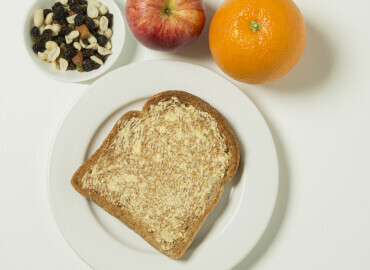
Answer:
[[71, 91, 240, 259]]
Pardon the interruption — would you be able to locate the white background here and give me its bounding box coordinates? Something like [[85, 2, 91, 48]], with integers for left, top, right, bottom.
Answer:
[[1, 0, 370, 269]]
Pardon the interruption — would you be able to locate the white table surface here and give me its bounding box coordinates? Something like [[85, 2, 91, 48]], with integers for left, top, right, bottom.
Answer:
[[1, 0, 370, 269]]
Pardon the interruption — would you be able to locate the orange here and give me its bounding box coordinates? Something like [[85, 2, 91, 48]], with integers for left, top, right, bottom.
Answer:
[[209, 0, 306, 84]]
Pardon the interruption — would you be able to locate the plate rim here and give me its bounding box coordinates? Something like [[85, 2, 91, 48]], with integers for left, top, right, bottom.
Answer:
[[47, 59, 279, 269]]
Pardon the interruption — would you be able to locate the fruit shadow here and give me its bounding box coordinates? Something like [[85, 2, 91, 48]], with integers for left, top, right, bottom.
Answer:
[[233, 23, 334, 267], [263, 22, 335, 91], [180, 130, 245, 261], [232, 113, 290, 269], [174, 3, 216, 60], [81, 0, 138, 85]]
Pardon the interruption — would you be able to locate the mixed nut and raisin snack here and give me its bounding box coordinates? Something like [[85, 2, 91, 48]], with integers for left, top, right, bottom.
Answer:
[[31, 0, 113, 72]]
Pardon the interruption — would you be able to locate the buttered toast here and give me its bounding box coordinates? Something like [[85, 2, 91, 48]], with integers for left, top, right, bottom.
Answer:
[[71, 91, 240, 259]]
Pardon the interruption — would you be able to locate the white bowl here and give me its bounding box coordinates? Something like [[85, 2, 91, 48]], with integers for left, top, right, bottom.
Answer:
[[23, 0, 125, 83]]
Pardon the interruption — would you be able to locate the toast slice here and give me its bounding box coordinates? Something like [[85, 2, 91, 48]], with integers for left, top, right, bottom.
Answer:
[[71, 91, 240, 259]]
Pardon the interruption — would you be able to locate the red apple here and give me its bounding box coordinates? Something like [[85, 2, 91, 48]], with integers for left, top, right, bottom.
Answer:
[[125, 0, 206, 52]]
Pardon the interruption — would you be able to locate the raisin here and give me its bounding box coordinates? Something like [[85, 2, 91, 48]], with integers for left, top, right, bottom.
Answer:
[[52, 2, 62, 12], [74, 14, 84, 26], [105, 13, 113, 28], [59, 25, 71, 36], [97, 35, 108, 46], [79, 0, 87, 5], [31, 26, 39, 38], [105, 13, 113, 20], [94, 52, 106, 63], [32, 43, 46, 54], [82, 39, 89, 45], [70, 4, 82, 14], [53, 35, 66, 46], [82, 6, 87, 15], [82, 58, 93, 72], [84, 18, 95, 31], [99, 35, 109, 45], [60, 16, 69, 26], [68, 0, 78, 4], [92, 62, 100, 70], [53, 5, 65, 20], [90, 29, 99, 38], [67, 61, 77, 70], [43, 29, 53, 39], [43, 9, 52, 18], [82, 49, 95, 57], [37, 29, 52, 44], [63, 11, 70, 20], [63, 45, 77, 60]]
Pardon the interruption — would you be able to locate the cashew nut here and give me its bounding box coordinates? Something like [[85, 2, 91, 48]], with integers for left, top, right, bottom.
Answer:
[[80, 39, 87, 48], [39, 24, 46, 34], [98, 46, 112, 56], [104, 28, 112, 38], [87, 5, 99, 18], [86, 42, 98, 49], [98, 5, 108, 15], [43, 25, 53, 33], [52, 24, 61, 36], [38, 51, 48, 61], [89, 0, 101, 8], [59, 58, 69, 71], [45, 13, 54, 25], [99, 16, 108, 32], [67, 15, 77, 24], [73, 42, 82, 50], [91, 55, 104, 65], [47, 46, 61, 62], [34, 9, 44, 27], [105, 41, 112, 50], [45, 41, 58, 50], [52, 60, 60, 70], [87, 34, 97, 44], [93, 19, 100, 28]]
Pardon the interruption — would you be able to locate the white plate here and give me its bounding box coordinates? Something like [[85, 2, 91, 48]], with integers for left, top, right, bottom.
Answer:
[[48, 60, 278, 270]]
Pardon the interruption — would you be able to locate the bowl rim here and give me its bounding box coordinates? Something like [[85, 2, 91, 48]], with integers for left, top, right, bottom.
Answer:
[[23, 0, 125, 83]]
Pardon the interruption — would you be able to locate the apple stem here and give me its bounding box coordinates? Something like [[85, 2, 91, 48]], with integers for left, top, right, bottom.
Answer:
[[165, 8, 171, 16], [249, 21, 261, 32]]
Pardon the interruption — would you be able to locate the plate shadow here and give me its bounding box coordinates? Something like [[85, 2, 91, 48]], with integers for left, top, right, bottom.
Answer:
[[233, 116, 290, 269], [233, 24, 334, 266]]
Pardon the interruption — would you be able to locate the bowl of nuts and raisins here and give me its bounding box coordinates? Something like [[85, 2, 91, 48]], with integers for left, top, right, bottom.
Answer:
[[24, 0, 125, 82]]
